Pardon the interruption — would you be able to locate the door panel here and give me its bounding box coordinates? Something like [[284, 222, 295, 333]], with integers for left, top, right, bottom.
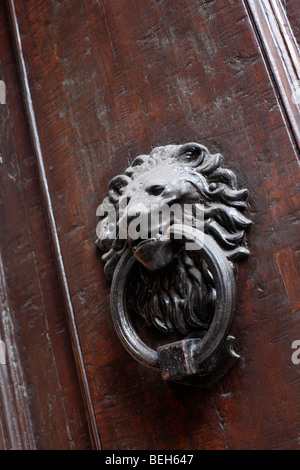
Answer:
[[2, 0, 300, 449], [0, 1, 92, 449], [282, 0, 300, 45]]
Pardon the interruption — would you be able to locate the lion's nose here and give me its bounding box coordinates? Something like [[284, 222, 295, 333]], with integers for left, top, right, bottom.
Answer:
[[126, 202, 148, 222], [127, 210, 141, 224]]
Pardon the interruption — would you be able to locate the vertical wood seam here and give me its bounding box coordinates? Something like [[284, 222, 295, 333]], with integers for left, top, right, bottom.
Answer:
[[244, 0, 300, 154], [6, 0, 102, 450], [0, 252, 36, 449]]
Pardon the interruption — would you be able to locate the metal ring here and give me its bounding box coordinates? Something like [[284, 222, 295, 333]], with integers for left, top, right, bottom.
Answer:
[[110, 225, 236, 371]]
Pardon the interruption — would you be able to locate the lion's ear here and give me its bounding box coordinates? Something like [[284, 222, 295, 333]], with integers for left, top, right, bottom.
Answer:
[[108, 175, 131, 202], [124, 154, 149, 177], [176, 142, 208, 167], [131, 154, 149, 167]]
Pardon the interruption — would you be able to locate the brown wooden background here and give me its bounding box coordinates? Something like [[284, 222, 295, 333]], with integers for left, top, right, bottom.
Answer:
[[0, 0, 299, 450]]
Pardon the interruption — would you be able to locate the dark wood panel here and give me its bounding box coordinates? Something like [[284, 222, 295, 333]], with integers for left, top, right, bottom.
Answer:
[[246, 0, 300, 149], [0, 1, 92, 449], [283, 0, 300, 45], [9, 0, 300, 449]]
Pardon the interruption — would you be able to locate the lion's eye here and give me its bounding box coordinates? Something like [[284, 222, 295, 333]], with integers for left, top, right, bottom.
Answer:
[[146, 184, 165, 196]]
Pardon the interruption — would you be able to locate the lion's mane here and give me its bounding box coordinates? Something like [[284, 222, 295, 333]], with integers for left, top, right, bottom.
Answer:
[[96, 143, 252, 334]]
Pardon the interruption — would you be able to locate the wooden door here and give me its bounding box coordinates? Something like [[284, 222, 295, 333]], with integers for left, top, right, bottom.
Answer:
[[0, 0, 299, 450]]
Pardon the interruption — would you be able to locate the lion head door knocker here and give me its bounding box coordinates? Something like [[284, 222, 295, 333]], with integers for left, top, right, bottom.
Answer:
[[96, 143, 252, 386]]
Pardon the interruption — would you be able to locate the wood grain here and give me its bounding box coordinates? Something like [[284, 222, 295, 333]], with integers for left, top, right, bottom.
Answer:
[[246, 0, 300, 149], [282, 0, 300, 46], [0, 0, 92, 449], [5, 0, 300, 449], [276, 248, 300, 311]]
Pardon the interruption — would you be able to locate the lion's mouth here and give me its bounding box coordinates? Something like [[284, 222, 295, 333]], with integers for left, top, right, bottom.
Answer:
[[130, 233, 181, 271], [130, 232, 168, 250]]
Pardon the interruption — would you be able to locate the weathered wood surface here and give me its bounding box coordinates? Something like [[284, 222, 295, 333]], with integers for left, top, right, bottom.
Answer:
[[0, 1, 92, 449], [246, 0, 300, 149], [2, 0, 300, 449], [282, 0, 300, 46]]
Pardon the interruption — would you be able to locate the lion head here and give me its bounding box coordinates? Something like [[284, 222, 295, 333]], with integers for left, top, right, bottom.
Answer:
[[96, 143, 252, 335]]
